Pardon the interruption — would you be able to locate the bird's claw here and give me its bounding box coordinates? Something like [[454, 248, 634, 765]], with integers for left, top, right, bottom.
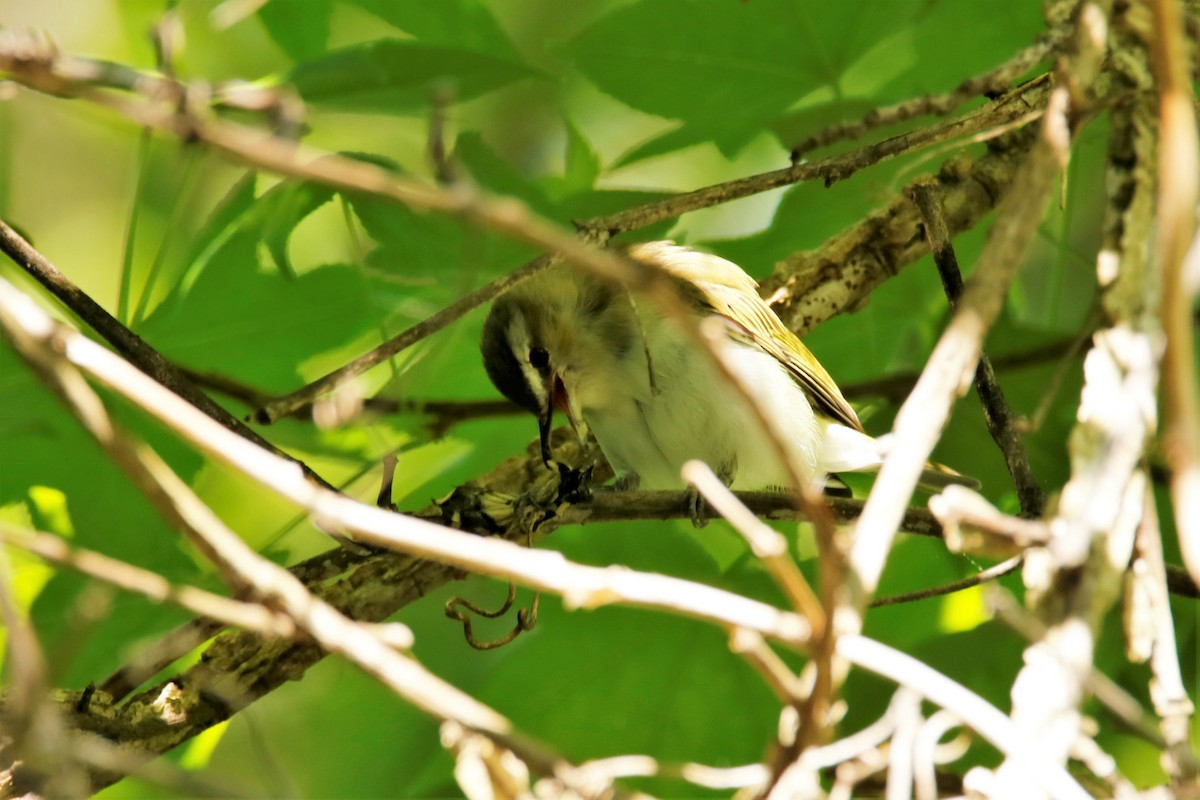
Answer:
[[687, 486, 710, 528]]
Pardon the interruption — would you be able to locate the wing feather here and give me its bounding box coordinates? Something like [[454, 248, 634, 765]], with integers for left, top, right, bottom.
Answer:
[[626, 241, 864, 432]]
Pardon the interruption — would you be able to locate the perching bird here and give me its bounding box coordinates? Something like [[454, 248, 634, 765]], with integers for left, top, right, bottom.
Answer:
[[481, 241, 972, 496]]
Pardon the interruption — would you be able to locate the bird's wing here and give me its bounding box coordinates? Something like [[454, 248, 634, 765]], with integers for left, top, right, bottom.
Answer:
[[626, 241, 865, 432]]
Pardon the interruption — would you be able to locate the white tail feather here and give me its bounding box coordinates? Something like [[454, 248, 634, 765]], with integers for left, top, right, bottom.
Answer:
[[819, 422, 979, 490]]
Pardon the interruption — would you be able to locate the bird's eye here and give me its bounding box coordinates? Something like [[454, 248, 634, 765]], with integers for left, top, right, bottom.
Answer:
[[529, 346, 550, 372]]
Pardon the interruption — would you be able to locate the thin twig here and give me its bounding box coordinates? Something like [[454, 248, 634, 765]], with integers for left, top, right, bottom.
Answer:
[[790, 34, 1060, 158], [575, 755, 769, 791], [841, 336, 1083, 403], [869, 556, 1023, 608], [729, 629, 806, 703], [252, 255, 556, 424], [910, 180, 1046, 517], [182, 366, 521, 432], [1127, 482, 1197, 781], [591, 76, 1054, 235]]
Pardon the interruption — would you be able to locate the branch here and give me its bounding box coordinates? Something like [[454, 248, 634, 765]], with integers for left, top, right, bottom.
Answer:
[[910, 180, 1046, 517], [591, 76, 1053, 235], [685, 462, 825, 633], [0, 526, 301, 642], [989, 5, 1173, 793], [869, 556, 1023, 609], [1149, 0, 1200, 607], [761, 113, 1043, 338], [251, 254, 557, 424], [789, 31, 1061, 157], [1127, 481, 1198, 780], [848, 78, 1079, 608]]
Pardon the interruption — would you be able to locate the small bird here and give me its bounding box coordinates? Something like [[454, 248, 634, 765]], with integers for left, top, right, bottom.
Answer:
[[481, 241, 971, 496]]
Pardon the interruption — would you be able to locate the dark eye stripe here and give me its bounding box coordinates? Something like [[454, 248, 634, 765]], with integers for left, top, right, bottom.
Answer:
[[529, 346, 550, 372]]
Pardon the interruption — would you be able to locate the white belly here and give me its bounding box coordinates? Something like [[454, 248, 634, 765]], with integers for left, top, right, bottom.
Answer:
[[580, 329, 821, 490]]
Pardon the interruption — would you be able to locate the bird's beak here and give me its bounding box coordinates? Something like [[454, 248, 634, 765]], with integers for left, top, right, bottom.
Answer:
[[537, 398, 554, 467], [537, 371, 587, 467]]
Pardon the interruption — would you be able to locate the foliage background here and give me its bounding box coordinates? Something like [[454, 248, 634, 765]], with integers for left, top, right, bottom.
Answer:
[[0, 0, 1195, 796]]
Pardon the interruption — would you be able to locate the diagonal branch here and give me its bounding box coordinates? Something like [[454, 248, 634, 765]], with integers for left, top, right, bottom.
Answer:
[[910, 180, 1046, 516]]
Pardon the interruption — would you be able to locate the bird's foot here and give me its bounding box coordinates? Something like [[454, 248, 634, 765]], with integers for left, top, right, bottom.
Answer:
[[686, 485, 710, 528], [554, 460, 595, 505], [686, 458, 736, 529]]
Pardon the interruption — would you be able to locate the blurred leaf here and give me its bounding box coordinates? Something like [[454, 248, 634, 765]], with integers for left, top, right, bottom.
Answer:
[[141, 235, 390, 390], [173, 172, 257, 298], [1010, 122, 1106, 332], [290, 39, 536, 112], [255, 181, 336, 278], [346, 0, 524, 61], [565, 0, 931, 158], [258, 0, 333, 61], [542, 122, 603, 201], [456, 132, 557, 217]]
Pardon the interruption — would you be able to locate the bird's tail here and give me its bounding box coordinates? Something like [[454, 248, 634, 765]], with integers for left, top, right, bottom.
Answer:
[[818, 422, 979, 491]]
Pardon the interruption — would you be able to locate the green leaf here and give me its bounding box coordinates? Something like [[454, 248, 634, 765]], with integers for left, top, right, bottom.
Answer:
[[140, 242, 390, 391], [345, 0, 523, 61], [346, 134, 542, 295], [565, 0, 926, 154], [173, 172, 258, 299], [255, 181, 336, 278], [258, 0, 333, 61], [290, 39, 535, 112]]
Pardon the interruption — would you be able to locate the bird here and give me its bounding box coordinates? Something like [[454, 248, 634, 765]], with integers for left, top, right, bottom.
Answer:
[[480, 240, 973, 498]]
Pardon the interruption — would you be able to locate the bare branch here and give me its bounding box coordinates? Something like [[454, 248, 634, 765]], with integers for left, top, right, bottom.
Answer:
[[1126, 483, 1198, 780], [1149, 0, 1200, 605], [592, 76, 1053, 235], [849, 79, 1080, 607], [910, 180, 1046, 516], [685, 461, 825, 634], [789, 28, 1064, 158], [253, 254, 556, 424], [869, 556, 1022, 609], [729, 629, 806, 704]]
